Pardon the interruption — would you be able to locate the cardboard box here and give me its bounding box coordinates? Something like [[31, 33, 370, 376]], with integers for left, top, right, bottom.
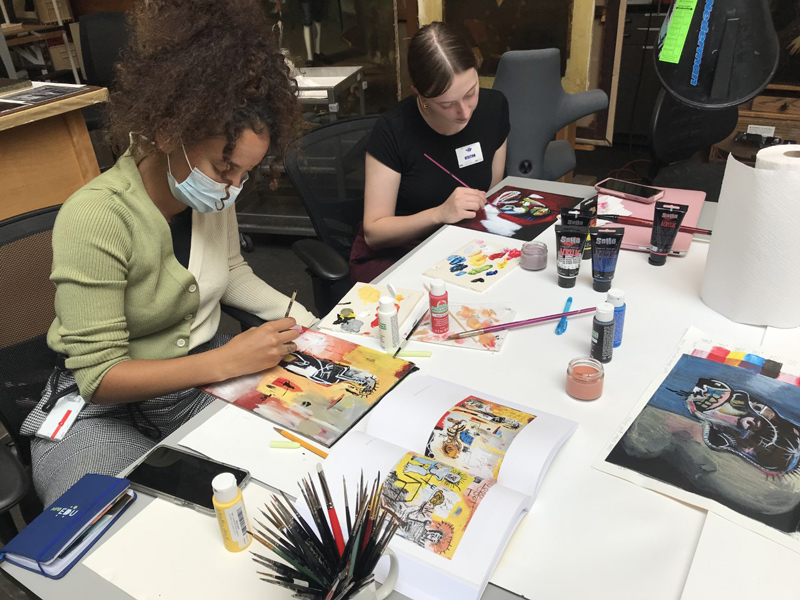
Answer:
[[48, 40, 78, 72], [12, 0, 73, 24]]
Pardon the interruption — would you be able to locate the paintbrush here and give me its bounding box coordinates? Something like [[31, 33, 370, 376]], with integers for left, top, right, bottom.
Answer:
[[599, 213, 712, 235], [392, 309, 429, 358], [284, 290, 297, 318], [258, 575, 318, 597], [302, 477, 340, 563], [250, 551, 312, 583], [263, 503, 330, 579], [446, 307, 596, 340], [317, 464, 346, 556], [248, 528, 325, 587], [423, 153, 471, 188], [342, 476, 352, 536]]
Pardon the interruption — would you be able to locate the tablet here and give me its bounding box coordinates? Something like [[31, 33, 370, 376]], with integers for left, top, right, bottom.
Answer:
[[126, 446, 250, 516]]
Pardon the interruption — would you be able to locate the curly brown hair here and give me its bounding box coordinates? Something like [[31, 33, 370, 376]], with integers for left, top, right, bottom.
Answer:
[[106, 0, 301, 181]]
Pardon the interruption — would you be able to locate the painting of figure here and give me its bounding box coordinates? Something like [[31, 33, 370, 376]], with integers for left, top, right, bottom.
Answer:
[[458, 186, 583, 241], [381, 453, 495, 559], [606, 354, 800, 533], [204, 328, 416, 446], [425, 396, 536, 479]]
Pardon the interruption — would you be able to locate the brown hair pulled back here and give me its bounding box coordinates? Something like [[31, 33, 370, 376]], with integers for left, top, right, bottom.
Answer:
[[407, 21, 477, 99], [105, 0, 301, 182]]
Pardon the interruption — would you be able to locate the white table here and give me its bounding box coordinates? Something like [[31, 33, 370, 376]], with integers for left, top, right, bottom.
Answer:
[[3, 177, 773, 600]]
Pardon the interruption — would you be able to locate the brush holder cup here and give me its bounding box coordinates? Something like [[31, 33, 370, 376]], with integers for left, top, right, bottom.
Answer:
[[350, 548, 399, 600]]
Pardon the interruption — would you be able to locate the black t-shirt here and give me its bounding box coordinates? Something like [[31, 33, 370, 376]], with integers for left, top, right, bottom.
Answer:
[[366, 88, 510, 216]]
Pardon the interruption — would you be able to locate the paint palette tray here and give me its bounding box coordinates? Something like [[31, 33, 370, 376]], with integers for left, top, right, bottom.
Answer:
[[412, 303, 515, 352], [317, 282, 426, 340], [423, 239, 522, 292]]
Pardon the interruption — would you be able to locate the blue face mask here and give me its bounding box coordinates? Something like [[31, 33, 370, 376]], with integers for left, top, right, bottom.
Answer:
[[166, 144, 248, 213]]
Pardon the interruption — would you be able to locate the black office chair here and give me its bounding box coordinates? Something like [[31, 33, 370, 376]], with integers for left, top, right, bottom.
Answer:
[[0, 206, 59, 542], [493, 49, 608, 180], [79, 12, 129, 134], [646, 88, 739, 203], [284, 116, 379, 316]]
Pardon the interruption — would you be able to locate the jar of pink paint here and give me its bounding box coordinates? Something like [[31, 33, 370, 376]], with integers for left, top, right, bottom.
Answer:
[[520, 241, 547, 271], [566, 357, 604, 401]]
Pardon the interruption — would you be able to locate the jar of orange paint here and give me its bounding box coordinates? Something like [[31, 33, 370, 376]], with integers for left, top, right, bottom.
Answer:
[[566, 357, 604, 401]]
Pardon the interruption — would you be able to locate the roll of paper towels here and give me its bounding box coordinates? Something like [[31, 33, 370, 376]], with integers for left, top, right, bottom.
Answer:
[[700, 146, 800, 328]]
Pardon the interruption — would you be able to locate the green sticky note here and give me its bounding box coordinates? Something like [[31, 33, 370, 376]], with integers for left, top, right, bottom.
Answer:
[[658, 0, 698, 64], [270, 440, 301, 449]]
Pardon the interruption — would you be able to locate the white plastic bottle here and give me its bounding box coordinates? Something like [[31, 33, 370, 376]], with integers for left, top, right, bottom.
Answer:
[[377, 296, 400, 352], [211, 472, 251, 552]]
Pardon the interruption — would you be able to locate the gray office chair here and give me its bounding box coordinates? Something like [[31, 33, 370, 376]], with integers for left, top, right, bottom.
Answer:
[[493, 49, 609, 180]]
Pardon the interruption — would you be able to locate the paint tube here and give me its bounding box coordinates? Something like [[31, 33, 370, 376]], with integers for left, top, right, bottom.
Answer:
[[561, 208, 593, 260], [649, 201, 688, 266], [555, 224, 589, 288], [577, 195, 598, 258], [589, 227, 624, 292]]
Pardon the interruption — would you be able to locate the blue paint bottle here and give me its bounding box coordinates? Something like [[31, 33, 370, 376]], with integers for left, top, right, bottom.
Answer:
[[607, 288, 626, 348]]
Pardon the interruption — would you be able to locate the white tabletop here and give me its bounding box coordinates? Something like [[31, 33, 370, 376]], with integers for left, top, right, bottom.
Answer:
[[2, 177, 771, 600]]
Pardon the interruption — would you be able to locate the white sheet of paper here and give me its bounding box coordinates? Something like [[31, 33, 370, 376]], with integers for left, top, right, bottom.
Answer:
[[179, 404, 322, 494], [681, 512, 800, 599], [84, 485, 292, 600], [762, 326, 800, 362]]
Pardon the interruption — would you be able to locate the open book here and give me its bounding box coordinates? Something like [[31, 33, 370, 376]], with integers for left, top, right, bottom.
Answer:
[[318, 375, 577, 600]]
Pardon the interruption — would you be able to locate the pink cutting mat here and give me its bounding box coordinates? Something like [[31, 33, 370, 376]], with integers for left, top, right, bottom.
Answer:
[[599, 187, 706, 256]]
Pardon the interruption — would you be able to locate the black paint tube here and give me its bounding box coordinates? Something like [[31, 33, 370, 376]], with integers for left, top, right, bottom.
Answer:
[[649, 201, 688, 266], [561, 208, 594, 260], [555, 224, 589, 288], [589, 227, 624, 292]]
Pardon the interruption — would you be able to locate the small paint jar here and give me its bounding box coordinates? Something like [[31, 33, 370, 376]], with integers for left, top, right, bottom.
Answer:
[[520, 241, 547, 271], [566, 357, 604, 401]]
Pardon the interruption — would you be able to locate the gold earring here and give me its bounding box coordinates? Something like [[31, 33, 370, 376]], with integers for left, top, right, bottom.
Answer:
[[423, 102, 428, 109]]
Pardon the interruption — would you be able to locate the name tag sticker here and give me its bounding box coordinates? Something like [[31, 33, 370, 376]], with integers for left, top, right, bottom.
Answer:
[[455, 142, 484, 169], [36, 391, 85, 441]]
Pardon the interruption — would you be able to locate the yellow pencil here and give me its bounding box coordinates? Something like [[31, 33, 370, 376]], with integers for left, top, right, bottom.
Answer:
[[274, 427, 329, 459]]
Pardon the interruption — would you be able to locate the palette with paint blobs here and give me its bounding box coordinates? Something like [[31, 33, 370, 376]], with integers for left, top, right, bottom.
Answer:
[[423, 239, 522, 292]]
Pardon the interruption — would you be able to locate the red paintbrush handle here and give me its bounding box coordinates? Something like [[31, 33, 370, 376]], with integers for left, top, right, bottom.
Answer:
[[328, 508, 345, 556]]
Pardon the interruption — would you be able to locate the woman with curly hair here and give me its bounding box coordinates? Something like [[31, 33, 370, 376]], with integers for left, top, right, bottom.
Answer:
[[21, 0, 313, 504]]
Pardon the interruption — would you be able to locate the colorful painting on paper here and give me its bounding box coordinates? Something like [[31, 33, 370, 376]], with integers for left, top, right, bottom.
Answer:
[[423, 239, 521, 293], [412, 304, 515, 352], [425, 396, 536, 479], [459, 185, 583, 241], [203, 328, 417, 447], [317, 283, 425, 339], [606, 354, 800, 533], [381, 453, 496, 559]]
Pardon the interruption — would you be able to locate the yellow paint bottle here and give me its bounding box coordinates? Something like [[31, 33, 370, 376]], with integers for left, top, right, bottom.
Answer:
[[211, 473, 251, 552]]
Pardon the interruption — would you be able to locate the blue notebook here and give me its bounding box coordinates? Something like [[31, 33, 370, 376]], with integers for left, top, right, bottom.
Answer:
[[0, 473, 135, 578]]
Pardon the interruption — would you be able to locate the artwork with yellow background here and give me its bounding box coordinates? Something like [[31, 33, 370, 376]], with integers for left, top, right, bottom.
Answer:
[[425, 397, 536, 479], [204, 328, 417, 446], [381, 453, 496, 559], [318, 282, 425, 338]]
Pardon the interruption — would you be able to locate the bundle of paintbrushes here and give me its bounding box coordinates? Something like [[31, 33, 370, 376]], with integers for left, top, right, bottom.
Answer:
[[249, 464, 400, 599]]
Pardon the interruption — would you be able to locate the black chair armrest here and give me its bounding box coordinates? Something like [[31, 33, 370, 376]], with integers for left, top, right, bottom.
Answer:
[[220, 305, 266, 330], [292, 239, 350, 282]]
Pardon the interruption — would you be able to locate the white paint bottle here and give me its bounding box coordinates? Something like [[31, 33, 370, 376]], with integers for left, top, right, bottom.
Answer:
[[377, 296, 400, 352]]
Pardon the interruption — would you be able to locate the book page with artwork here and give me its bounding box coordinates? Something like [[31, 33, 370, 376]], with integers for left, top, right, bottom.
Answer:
[[364, 375, 578, 501], [319, 431, 529, 600]]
